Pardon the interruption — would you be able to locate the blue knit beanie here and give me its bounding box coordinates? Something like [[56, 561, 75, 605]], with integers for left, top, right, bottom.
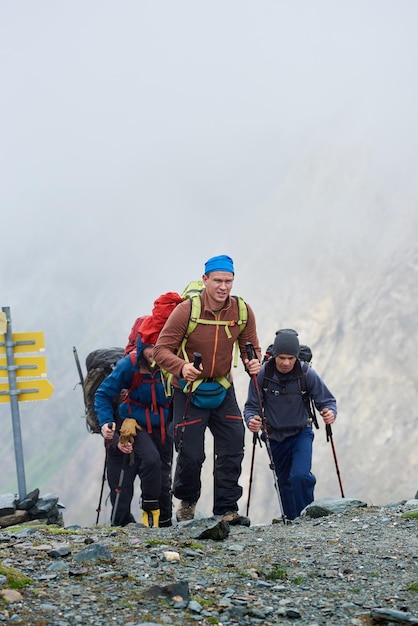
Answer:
[[204, 255, 235, 275]]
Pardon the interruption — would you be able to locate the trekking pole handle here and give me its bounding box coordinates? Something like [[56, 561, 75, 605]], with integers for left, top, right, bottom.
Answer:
[[193, 352, 202, 369], [326, 423, 332, 442], [245, 342, 256, 365]]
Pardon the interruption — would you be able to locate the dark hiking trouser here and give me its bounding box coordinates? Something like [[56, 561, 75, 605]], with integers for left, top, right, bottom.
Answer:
[[270, 427, 316, 520], [107, 428, 173, 526], [172, 385, 245, 515], [134, 427, 173, 526]]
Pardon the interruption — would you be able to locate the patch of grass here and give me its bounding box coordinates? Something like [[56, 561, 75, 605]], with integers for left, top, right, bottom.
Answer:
[[292, 575, 304, 585], [1, 524, 38, 534], [1, 524, 83, 536], [46, 526, 84, 535], [234, 569, 252, 579], [0, 562, 33, 589], [401, 510, 418, 519], [192, 596, 215, 607], [407, 582, 418, 592], [145, 539, 169, 547], [258, 563, 288, 581]]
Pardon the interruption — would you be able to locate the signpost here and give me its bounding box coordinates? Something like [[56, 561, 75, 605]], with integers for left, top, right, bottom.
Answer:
[[0, 379, 54, 403], [0, 355, 48, 380], [0, 307, 55, 499]]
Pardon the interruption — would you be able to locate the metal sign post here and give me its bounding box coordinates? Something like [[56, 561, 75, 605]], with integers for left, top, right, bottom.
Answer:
[[0, 307, 54, 500], [1, 307, 27, 499]]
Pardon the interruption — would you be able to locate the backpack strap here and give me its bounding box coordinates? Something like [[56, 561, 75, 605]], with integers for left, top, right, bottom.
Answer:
[[179, 294, 248, 368], [299, 361, 319, 429], [128, 351, 144, 387], [261, 357, 276, 396], [125, 352, 169, 443]]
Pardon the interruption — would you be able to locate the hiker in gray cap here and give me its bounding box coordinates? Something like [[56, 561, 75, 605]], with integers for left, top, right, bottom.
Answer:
[[244, 329, 337, 520]]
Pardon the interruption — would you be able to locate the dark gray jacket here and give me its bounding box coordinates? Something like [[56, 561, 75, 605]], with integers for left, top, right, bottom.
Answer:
[[243, 359, 337, 443]]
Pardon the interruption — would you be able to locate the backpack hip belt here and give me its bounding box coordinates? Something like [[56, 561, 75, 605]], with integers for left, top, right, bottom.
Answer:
[[181, 375, 231, 394]]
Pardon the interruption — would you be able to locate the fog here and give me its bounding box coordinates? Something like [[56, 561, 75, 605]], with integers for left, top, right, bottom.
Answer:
[[3, 1, 418, 295], [1, 1, 418, 523]]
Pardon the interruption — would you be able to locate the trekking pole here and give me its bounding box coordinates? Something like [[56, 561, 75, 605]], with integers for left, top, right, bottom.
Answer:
[[246, 429, 262, 517], [173, 352, 202, 489], [73, 346, 84, 387], [326, 423, 345, 498], [111, 451, 130, 526], [245, 342, 288, 524], [176, 352, 202, 455], [245, 343, 262, 518], [95, 422, 114, 525]]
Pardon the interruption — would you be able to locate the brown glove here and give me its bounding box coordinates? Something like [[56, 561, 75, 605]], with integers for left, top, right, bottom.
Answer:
[[119, 418, 141, 446]]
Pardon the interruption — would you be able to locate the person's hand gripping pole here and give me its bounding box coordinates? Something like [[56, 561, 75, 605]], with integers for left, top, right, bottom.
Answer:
[[245, 342, 288, 525]]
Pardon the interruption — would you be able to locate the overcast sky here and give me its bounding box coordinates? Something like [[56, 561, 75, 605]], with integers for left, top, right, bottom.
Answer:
[[2, 0, 418, 333]]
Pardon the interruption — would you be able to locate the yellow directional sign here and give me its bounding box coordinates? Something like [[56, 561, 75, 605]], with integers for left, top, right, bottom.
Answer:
[[0, 331, 45, 355], [0, 379, 54, 403], [0, 355, 48, 379]]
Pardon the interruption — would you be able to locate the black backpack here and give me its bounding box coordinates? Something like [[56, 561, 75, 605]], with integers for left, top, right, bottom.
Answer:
[[262, 344, 319, 429], [82, 347, 125, 433], [262, 343, 312, 364]]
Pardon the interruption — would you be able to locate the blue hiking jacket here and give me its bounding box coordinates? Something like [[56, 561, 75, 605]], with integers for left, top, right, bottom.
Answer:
[[94, 340, 169, 431]]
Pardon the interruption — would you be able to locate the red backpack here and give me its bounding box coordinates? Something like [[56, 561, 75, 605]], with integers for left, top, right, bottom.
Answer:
[[123, 292, 183, 355], [124, 315, 149, 356]]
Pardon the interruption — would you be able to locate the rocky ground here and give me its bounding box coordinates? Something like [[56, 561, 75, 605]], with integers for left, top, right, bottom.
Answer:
[[0, 498, 417, 626]]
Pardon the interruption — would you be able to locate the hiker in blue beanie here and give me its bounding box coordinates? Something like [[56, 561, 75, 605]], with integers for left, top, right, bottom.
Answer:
[[154, 254, 261, 526]]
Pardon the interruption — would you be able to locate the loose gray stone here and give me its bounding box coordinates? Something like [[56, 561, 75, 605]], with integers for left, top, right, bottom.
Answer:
[[196, 519, 230, 540], [0, 493, 16, 516], [73, 542, 112, 562], [370, 607, 418, 623], [188, 600, 202, 612], [404, 499, 418, 509], [16, 488, 40, 510], [28, 493, 59, 515], [303, 497, 367, 517]]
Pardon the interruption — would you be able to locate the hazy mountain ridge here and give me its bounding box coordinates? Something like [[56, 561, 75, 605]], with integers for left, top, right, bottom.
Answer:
[[2, 239, 416, 527]]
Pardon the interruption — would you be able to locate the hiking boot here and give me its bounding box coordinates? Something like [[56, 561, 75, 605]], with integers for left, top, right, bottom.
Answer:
[[222, 511, 251, 527], [159, 517, 173, 528], [176, 501, 197, 522]]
